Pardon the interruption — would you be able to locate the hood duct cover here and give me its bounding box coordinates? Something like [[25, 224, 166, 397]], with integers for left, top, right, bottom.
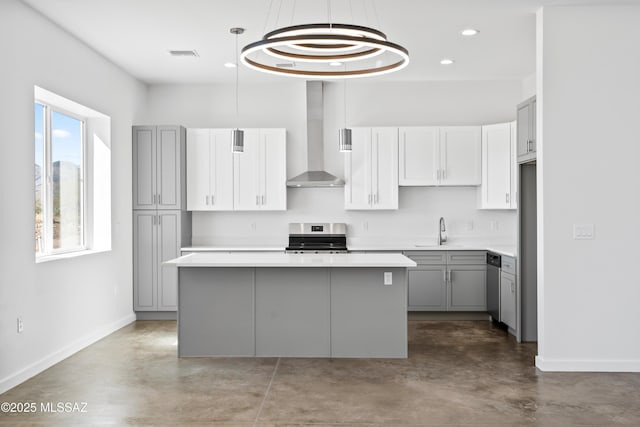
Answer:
[[286, 81, 345, 188]]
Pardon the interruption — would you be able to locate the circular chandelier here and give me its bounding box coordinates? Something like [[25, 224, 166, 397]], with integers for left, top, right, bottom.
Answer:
[[240, 23, 409, 79]]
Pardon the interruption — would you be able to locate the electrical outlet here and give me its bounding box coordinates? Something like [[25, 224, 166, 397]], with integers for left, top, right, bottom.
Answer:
[[17, 317, 24, 333], [573, 224, 595, 240], [384, 272, 393, 285], [362, 221, 369, 232], [490, 221, 499, 232]]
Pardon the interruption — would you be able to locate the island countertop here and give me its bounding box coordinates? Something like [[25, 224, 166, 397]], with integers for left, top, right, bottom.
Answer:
[[166, 252, 417, 268]]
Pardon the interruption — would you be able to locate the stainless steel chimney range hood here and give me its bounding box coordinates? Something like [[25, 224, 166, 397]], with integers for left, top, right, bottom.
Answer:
[[286, 81, 345, 188]]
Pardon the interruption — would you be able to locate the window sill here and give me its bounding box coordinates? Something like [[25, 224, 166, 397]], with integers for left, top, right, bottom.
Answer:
[[35, 248, 111, 264]]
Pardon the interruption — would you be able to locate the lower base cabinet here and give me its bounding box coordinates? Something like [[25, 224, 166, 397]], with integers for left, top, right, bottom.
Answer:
[[500, 271, 517, 330], [133, 210, 191, 311], [178, 267, 407, 358], [407, 251, 486, 311]]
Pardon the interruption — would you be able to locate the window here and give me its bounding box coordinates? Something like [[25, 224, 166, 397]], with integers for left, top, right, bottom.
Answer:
[[35, 102, 86, 255], [34, 86, 112, 261]]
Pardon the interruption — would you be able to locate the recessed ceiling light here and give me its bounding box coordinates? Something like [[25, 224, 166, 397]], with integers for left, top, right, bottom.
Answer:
[[168, 50, 199, 57], [440, 58, 455, 65], [461, 28, 479, 36], [224, 62, 237, 68], [329, 62, 343, 67]]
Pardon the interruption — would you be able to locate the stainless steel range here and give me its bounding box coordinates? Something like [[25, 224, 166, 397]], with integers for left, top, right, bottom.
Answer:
[[285, 223, 348, 253]]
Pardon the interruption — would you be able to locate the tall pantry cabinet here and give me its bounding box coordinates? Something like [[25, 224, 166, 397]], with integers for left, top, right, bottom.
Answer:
[[132, 126, 191, 313]]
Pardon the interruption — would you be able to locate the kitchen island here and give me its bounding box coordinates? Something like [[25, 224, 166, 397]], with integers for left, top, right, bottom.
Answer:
[[166, 252, 416, 358]]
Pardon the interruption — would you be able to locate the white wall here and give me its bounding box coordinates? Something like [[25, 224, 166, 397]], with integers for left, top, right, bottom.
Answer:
[[0, 0, 146, 392], [143, 80, 521, 245], [536, 5, 640, 371]]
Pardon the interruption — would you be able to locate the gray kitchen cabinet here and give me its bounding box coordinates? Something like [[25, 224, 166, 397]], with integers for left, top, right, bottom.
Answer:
[[500, 270, 517, 330], [499, 255, 517, 330], [133, 125, 190, 314], [517, 96, 536, 163], [448, 265, 487, 311], [406, 250, 486, 312], [408, 266, 447, 310], [133, 126, 186, 210], [133, 210, 191, 311], [255, 268, 330, 357], [178, 267, 256, 356]]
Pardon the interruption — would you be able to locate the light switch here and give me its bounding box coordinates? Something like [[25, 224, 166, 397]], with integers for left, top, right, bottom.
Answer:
[[384, 272, 393, 285], [573, 224, 595, 240]]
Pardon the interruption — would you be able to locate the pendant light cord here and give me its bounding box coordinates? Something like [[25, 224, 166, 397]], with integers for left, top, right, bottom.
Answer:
[[327, 0, 332, 29], [235, 31, 239, 128]]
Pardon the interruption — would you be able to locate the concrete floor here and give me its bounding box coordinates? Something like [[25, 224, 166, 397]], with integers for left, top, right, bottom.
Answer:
[[1, 320, 639, 426]]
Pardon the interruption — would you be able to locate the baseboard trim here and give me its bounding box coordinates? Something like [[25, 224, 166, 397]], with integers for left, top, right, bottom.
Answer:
[[536, 355, 640, 372], [136, 311, 177, 320], [408, 312, 491, 321], [0, 312, 136, 394]]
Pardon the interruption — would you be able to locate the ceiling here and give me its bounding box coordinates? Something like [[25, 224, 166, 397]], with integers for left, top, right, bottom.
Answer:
[[18, 0, 623, 85]]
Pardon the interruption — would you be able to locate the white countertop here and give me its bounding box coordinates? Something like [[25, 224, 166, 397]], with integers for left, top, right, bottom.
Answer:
[[182, 246, 285, 252], [182, 241, 516, 258], [166, 252, 417, 268]]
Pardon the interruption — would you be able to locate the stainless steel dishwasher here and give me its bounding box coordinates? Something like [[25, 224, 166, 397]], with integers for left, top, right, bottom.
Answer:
[[486, 252, 501, 322]]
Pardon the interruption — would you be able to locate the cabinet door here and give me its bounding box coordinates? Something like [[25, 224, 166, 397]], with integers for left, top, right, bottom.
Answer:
[[133, 211, 157, 310], [500, 271, 517, 329], [510, 121, 518, 208], [370, 127, 398, 210], [447, 265, 487, 311], [156, 126, 182, 209], [157, 211, 180, 311], [186, 129, 211, 211], [233, 129, 261, 210], [210, 129, 234, 210], [517, 97, 538, 163], [398, 127, 439, 186], [530, 97, 537, 153], [132, 127, 157, 210], [344, 127, 373, 209], [480, 123, 512, 209], [408, 265, 447, 311], [439, 126, 481, 186], [259, 128, 287, 211]]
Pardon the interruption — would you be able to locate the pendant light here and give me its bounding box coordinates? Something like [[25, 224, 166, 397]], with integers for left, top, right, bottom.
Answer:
[[338, 70, 352, 152], [231, 27, 245, 153], [240, 0, 409, 79]]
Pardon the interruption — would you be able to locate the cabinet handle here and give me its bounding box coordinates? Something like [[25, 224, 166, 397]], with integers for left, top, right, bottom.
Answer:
[[443, 270, 447, 283], [211, 195, 215, 205], [158, 194, 161, 204], [511, 282, 515, 293], [158, 215, 162, 226], [368, 194, 372, 205], [506, 193, 510, 204], [256, 195, 259, 206], [448, 270, 452, 283], [206, 195, 209, 205], [527, 140, 532, 152], [152, 194, 156, 205], [442, 169, 446, 180], [261, 195, 265, 205]]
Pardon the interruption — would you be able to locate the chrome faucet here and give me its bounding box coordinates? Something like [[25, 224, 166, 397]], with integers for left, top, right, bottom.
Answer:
[[438, 217, 447, 245]]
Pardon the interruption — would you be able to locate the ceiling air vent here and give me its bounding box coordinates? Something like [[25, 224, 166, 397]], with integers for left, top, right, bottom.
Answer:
[[168, 50, 199, 57]]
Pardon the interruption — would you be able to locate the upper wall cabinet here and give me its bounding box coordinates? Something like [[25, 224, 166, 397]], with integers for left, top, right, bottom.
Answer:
[[133, 126, 186, 210], [234, 128, 287, 211], [344, 127, 398, 210], [478, 122, 517, 210], [517, 95, 536, 163], [398, 126, 481, 187], [186, 128, 234, 211]]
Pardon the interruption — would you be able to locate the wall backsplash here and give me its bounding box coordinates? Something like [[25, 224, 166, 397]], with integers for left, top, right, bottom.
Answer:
[[191, 186, 516, 246]]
